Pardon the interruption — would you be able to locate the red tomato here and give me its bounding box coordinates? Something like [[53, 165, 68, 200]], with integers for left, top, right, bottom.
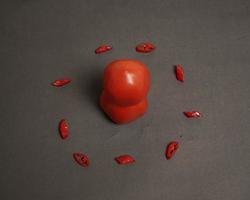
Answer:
[[103, 60, 151, 106], [100, 59, 151, 124]]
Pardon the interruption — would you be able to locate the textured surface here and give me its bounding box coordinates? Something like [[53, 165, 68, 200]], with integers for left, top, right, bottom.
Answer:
[[0, 0, 250, 199]]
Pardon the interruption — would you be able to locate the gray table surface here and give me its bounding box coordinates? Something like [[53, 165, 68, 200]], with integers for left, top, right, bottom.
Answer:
[[1, 0, 250, 199]]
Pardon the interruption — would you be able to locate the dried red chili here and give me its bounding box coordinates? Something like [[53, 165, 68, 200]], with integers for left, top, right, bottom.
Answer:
[[115, 155, 135, 165], [52, 79, 71, 87], [135, 42, 156, 53], [175, 64, 184, 82], [166, 141, 179, 160], [59, 119, 69, 139], [73, 152, 90, 167], [95, 45, 112, 54], [183, 111, 201, 118]]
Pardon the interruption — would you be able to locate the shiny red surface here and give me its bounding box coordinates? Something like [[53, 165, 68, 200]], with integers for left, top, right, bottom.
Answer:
[[184, 111, 201, 118], [175, 65, 184, 82], [73, 153, 90, 167], [135, 42, 156, 53], [166, 141, 179, 160], [95, 45, 112, 54], [100, 59, 151, 124], [115, 155, 135, 165], [52, 79, 71, 87], [59, 119, 69, 139]]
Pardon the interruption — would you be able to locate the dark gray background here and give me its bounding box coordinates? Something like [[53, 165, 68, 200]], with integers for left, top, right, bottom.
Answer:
[[1, 0, 250, 199]]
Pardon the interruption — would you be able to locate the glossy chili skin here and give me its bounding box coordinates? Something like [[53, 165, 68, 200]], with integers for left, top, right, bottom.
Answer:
[[100, 59, 151, 124], [115, 155, 135, 165], [59, 119, 69, 139], [73, 153, 90, 167], [166, 141, 179, 160], [184, 111, 201, 118], [95, 45, 112, 54], [52, 79, 71, 87], [135, 43, 156, 53], [175, 65, 184, 82]]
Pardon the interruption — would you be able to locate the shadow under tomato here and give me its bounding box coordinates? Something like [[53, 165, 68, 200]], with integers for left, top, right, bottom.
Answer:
[[173, 65, 177, 75], [80, 67, 113, 123]]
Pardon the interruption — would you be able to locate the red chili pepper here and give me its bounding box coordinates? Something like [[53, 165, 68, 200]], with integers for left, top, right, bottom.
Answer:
[[52, 79, 71, 87], [59, 119, 69, 139], [95, 45, 112, 54], [175, 64, 184, 82], [183, 111, 201, 118], [166, 141, 179, 160], [135, 42, 156, 53], [115, 155, 135, 165], [73, 152, 90, 167]]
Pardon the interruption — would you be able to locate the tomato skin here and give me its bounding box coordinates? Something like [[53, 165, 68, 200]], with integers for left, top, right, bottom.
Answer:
[[100, 59, 151, 124], [103, 60, 150, 107], [100, 92, 148, 124]]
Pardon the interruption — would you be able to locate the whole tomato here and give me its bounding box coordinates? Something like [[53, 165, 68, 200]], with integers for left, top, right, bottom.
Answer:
[[100, 59, 151, 124]]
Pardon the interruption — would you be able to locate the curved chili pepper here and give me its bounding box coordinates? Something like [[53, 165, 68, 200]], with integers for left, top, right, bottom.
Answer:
[[115, 155, 135, 165], [73, 152, 90, 167], [95, 45, 112, 54], [59, 119, 69, 139], [52, 79, 71, 87], [135, 42, 156, 53], [166, 141, 179, 160], [175, 64, 184, 82], [183, 111, 201, 118]]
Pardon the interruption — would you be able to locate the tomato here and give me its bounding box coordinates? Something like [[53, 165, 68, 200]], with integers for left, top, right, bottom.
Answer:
[[100, 59, 151, 124]]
